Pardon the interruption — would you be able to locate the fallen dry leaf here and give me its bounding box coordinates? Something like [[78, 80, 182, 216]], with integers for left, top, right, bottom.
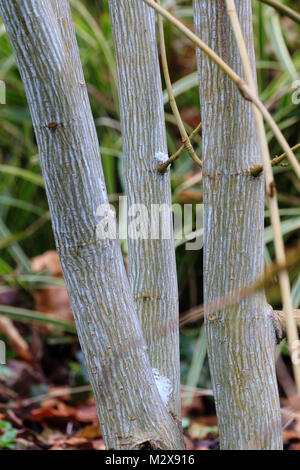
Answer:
[[76, 423, 102, 439], [74, 405, 98, 423], [31, 251, 63, 276], [0, 316, 32, 361], [283, 429, 300, 438], [50, 437, 94, 450], [92, 439, 105, 450], [29, 399, 98, 426], [31, 251, 73, 322], [15, 438, 41, 450], [183, 435, 194, 450], [7, 360, 43, 396], [30, 401, 76, 422], [289, 442, 300, 450]]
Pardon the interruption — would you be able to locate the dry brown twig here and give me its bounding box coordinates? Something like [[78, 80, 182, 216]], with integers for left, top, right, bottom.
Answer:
[[142, 0, 300, 180], [180, 242, 300, 331]]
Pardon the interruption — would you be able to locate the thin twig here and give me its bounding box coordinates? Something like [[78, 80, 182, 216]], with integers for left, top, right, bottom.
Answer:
[[180, 241, 300, 327], [1, 385, 92, 409], [180, 385, 213, 398], [276, 311, 300, 337], [225, 0, 300, 392], [158, 122, 202, 173], [141, 0, 300, 180], [156, 0, 201, 171], [258, 0, 300, 25], [251, 142, 300, 177], [0, 212, 50, 250]]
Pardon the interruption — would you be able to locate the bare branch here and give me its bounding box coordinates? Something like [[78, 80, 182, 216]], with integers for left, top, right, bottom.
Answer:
[[141, 0, 300, 180], [158, 122, 202, 173], [156, 0, 201, 171], [258, 0, 300, 25]]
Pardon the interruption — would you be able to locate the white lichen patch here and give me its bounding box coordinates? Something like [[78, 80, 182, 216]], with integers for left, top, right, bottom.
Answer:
[[154, 152, 168, 163], [152, 368, 172, 407]]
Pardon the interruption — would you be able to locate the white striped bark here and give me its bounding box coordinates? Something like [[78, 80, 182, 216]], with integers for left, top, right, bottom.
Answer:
[[0, 0, 185, 449], [108, 0, 182, 425], [193, 0, 282, 449]]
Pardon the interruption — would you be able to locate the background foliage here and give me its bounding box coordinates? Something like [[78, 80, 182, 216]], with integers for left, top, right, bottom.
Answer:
[[0, 0, 299, 423]]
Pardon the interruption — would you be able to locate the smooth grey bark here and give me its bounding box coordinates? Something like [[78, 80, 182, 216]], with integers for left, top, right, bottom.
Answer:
[[108, 0, 182, 426], [193, 0, 282, 449], [0, 0, 185, 449]]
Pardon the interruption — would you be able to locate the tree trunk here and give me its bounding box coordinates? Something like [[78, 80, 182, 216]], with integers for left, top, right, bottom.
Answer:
[[108, 0, 182, 427], [193, 0, 282, 449], [0, 0, 184, 450]]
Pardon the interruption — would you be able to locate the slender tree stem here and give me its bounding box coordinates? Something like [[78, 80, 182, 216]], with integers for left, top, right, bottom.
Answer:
[[108, 0, 185, 442], [226, 0, 300, 393], [257, 0, 300, 25], [141, 0, 300, 180], [156, 0, 201, 170], [0, 0, 184, 449], [158, 122, 202, 173]]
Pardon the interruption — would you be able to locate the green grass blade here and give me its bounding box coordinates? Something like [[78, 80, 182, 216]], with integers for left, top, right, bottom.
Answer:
[[0, 218, 31, 272], [0, 164, 44, 187], [264, 217, 300, 244], [0, 305, 76, 333], [0, 195, 45, 216], [1, 273, 65, 288], [264, 7, 298, 81], [184, 325, 206, 406], [163, 72, 198, 105]]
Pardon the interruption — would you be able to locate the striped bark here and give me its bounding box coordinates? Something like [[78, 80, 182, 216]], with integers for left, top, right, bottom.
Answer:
[[108, 0, 182, 426], [193, 0, 282, 449], [0, 0, 184, 449]]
